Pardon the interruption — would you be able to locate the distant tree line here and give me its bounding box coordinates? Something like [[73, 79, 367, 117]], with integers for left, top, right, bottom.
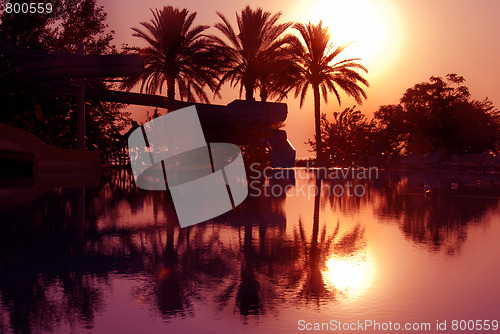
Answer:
[[374, 74, 500, 155], [316, 74, 499, 165]]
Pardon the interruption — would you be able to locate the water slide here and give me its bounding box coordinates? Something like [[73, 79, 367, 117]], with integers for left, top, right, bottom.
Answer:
[[0, 123, 101, 208], [0, 34, 296, 172]]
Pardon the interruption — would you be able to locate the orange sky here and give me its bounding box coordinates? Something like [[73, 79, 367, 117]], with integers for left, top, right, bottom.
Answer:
[[99, 0, 500, 158]]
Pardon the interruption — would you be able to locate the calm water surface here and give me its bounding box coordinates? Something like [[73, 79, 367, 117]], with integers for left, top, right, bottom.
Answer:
[[1, 168, 499, 333]]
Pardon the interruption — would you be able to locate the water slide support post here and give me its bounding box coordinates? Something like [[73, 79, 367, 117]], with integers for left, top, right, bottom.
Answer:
[[77, 44, 86, 150]]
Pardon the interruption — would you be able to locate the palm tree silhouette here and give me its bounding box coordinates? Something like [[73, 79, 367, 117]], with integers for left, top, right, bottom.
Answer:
[[211, 6, 293, 101], [121, 6, 223, 103], [257, 47, 301, 102], [289, 21, 369, 161]]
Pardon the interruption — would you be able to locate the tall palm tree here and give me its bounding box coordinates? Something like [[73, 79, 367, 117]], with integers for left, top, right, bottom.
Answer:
[[121, 6, 223, 103], [211, 6, 293, 101], [290, 21, 369, 161]]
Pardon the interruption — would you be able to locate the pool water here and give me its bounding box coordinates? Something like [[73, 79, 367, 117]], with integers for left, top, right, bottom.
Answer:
[[1, 168, 499, 333]]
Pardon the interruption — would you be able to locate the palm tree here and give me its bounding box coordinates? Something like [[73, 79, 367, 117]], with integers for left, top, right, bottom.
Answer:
[[289, 21, 369, 161], [121, 6, 223, 103], [211, 6, 293, 101], [257, 47, 301, 102]]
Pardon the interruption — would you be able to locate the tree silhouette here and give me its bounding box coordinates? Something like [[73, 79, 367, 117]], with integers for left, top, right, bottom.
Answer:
[[51, 0, 115, 55], [0, 0, 129, 156], [375, 74, 500, 154], [320, 107, 376, 164], [211, 6, 293, 101], [289, 21, 369, 161], [121, 6, 223, 103]]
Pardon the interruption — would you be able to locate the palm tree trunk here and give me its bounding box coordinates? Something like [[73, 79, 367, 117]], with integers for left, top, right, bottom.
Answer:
[[244, 79, 255, 101], [167, 76, 175, 102], [313, 84, 322, 161], [260, 88, 268, 102]]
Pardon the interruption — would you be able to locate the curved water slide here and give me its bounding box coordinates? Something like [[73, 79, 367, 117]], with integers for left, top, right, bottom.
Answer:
[[0, 35, 144, 200], [0, 123, 101, 208], [0, 34, 144, 197]]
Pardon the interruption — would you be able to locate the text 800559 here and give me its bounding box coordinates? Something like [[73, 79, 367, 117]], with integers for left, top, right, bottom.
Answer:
[[4, 2, 53, 14]]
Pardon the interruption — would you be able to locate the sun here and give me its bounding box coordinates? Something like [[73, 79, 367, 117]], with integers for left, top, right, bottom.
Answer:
[[302, 0, 401, 72]]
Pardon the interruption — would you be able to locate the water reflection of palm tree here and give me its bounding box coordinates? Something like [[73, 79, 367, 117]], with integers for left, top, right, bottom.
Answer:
[[216, 197, 271, 317], [208, 194, 293, 318], [292, 179, 366, 304], [154, 196, 191, 317], [0, 272, 105, 333], [236, 222, 262, 316], [152, 196, 244, 320]]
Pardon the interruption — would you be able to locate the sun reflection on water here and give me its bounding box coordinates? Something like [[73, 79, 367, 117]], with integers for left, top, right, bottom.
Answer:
[[322, 253, 375, 296]]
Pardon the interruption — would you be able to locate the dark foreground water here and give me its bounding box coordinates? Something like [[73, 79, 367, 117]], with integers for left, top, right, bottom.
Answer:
[[1, 168, 499, 334]]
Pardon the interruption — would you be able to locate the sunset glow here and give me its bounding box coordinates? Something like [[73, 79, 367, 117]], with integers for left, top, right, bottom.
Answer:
[[1, 1, 500, 332], [304, 0, 401, 71], [99, 0, 500, 158]]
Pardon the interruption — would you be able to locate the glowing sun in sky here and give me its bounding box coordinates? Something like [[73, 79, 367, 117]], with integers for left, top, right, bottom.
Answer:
[[303, 0, 401, 73]]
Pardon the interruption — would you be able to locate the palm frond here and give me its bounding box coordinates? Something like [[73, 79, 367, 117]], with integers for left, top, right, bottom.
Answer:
[[120, 6, 224, 103], [209, 6, 293, 101]]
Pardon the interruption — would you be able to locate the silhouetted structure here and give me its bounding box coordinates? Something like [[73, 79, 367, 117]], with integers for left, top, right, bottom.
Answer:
[[0, 34, 296, 168]]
